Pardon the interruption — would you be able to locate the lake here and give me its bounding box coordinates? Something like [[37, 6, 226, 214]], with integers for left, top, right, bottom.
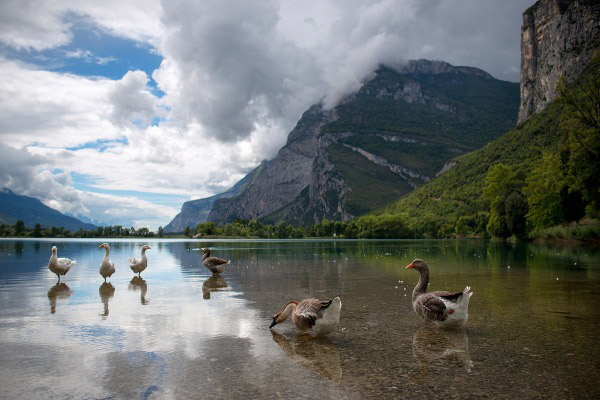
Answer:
[[0, 238, 599, 399]]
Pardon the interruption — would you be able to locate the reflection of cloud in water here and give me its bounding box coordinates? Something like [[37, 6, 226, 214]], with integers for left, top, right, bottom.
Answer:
[[202, 274, 228, 300], [271, 330, 342, 382], [47, 283, 72, 314], [99, 282, 115, 318], [129, 276, 149, 305], [412, 326, 473, 375], [103, 351, 167, 399]]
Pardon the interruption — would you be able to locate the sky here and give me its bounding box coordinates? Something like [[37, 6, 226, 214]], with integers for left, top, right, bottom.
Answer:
[[0, 0, 532, 229]]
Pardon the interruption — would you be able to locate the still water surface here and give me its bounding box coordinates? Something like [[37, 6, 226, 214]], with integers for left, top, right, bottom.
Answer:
[[0, 239, 599, 399]]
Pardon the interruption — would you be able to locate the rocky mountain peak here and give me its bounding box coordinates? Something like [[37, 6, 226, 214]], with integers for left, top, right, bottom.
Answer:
[[395, 59, 493, 79]]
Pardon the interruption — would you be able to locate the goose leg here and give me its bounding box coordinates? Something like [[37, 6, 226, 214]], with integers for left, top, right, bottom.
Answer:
[[104, 277, 107, 283], [57, 274, 60, 283]]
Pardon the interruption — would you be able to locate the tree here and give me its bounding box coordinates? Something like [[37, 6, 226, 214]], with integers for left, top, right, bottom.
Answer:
[[158, 226, 164, 238], [504, 191, 528, 238], [184, 226, 191, 237], [524, 152, 565, 230], [33, 223, 42, 237], [14, 220, 25, 236], [483, 164, 527, 238], [559, 52, 600, 217]]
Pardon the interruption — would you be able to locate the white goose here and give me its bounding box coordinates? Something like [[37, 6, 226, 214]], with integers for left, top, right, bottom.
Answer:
[[48, 246, 77, 283], [269, 297, 342, 337], [99, 243, 116, 282], [129, 245, 150, 277]]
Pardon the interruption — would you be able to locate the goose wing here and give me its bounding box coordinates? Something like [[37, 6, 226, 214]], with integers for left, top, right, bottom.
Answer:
[[203, 256, 229, 268], [415, 293, 447, 322], [129, 257, 141, 267], [57, 257, 76, 267], [294, 298, 334, 330], [433, 290, 464, 303]]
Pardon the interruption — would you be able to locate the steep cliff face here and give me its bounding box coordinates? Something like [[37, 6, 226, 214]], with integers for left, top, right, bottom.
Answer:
[[204, 60, 519, 226], [518, 0, 600, 124], [206, 105, 333, 223], [164, 162, 266, 232]]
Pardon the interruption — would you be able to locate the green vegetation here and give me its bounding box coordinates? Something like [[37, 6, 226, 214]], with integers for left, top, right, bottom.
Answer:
[[344, 53, 600, 242], [1, 222, 161, 238], [327, 144, 413, 215]]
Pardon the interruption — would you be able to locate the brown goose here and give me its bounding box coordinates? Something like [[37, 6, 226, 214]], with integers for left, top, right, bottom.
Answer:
[[406, 259, 472, 328], [202, 248, 230, 274], [269, 297, 342, 337]]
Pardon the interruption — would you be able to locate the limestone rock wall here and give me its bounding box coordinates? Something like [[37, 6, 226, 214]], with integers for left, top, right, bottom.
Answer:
[[518, 0, 600, 124]]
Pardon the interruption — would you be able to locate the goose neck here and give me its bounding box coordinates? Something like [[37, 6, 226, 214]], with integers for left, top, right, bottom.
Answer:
[[412, 266, 429, 300]]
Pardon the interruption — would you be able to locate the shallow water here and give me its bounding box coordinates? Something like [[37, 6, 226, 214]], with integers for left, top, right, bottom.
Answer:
[[0, 239, 599, 399]]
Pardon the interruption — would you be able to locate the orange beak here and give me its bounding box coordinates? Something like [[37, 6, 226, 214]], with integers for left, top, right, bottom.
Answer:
[[405, 263, 414, 269]]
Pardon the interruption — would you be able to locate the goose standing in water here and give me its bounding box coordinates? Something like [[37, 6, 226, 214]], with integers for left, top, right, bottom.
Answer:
[[202, 248, 230, 274], [48, 246, 77, 283], [99, 243, 116, 282], [269, 297, 342, 337], [129, 245, 151, 277], [406, 259, 473, 328]]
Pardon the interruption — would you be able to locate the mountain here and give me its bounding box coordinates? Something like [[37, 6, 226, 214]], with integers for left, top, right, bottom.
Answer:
[[201, 59, 519, 226], [164, 162, 266, 232], [518, 0, 600, 123], [0, 189, 96, 230], [371, 0, 599, 236]]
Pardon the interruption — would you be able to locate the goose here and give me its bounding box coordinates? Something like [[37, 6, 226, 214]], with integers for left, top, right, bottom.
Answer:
[[99, 243, 116, 282], [269, 297, 342, 337], [202, 248, 230, 274], [48, 246, 77, 283], [129, 245, 151, 277], [406, 259, 473, 328]]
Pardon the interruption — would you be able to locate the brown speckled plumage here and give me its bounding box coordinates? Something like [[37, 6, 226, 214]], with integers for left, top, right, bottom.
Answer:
[[202, 248, 230, 274]]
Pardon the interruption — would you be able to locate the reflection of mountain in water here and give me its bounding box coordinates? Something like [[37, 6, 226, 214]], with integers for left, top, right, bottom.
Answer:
[[202, 275, 228, 299], [47, 283, 72, 314], [99, 282, 115, 318], [271, 331, 342, 382], [128, 276, 148, 305], [412, 326, 473, 374]]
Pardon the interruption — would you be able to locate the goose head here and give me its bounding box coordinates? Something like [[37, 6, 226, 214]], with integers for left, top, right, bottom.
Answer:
[[142, 245, 151, 251], [405, 258, 427, 271], [269, 301, 298, 328], [51, 246, 57, 255], [99, 243, 110, 250]]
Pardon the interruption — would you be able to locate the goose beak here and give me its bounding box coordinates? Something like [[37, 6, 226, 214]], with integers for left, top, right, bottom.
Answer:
[[269, 318, 277, 329], [405, 263, 414, 269]]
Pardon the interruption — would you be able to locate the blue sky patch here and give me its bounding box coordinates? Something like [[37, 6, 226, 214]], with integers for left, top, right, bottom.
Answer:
[[1, 14, 163, 89]]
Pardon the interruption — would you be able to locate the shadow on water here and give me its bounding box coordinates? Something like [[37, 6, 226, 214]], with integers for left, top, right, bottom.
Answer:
[[99, 282, 115, 318], [271, 330, 342, 382], [202, 274, 228, 300], [129, 276, 149, 305], [47, 283, 72, 314]]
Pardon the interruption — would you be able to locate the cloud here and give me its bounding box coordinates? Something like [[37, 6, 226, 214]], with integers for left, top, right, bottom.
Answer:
[[0, 142, 177, 228], [64, 49, 116, 65], [0, 0, 162, 51]]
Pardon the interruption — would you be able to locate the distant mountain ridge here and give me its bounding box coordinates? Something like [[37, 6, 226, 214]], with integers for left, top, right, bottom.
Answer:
[[0, 188, 96, 230], [166, 59, 520, 229]]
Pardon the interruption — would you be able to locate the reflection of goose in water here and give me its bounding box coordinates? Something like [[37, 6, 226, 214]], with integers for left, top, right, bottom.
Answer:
[[202, 274, 228, 300], [99, 282, 115, 318], [271, 330, 342, 382], [47, 283, 72, 314], [128, 276, 148, 305], [412, 326, 473, 374]]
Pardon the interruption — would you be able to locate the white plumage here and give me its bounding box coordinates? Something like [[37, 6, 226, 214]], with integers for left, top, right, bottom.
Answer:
[[99, 243, 115, 282], [48, 246, 76, 282], [128, 245, 150, 276]]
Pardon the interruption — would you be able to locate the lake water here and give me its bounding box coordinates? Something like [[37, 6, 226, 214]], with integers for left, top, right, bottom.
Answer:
[[0, 239, 599, 399]]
